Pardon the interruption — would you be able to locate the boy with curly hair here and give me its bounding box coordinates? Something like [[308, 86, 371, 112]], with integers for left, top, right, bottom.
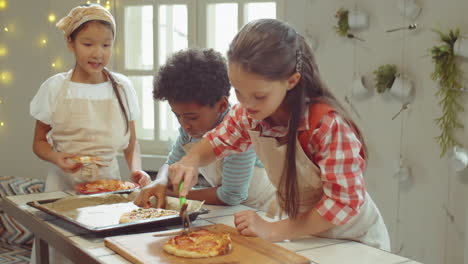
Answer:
[[134, 48, 275, 211]]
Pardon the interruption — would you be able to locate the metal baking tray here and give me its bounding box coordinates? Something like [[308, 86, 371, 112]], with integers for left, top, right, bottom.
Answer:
[[27, 191, 209, 233]]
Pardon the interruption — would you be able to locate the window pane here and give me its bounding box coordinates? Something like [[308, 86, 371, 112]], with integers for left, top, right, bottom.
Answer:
[[206, 3, 238, 56], [159, 101, 180, 141], [245, 2, 276, 22], [159, 5, 188, 66], [124, 6, 153, 70], [227, 2, 276, 106], [157, 4, 187, 142], [128, 76, 154, 140]]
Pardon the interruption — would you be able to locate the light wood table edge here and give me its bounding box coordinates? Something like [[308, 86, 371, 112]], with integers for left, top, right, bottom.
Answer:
[[1, 197, 101, 264]]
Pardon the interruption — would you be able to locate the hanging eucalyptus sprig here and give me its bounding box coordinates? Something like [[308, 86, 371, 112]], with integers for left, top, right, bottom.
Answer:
[[430, 28, 464, 157]]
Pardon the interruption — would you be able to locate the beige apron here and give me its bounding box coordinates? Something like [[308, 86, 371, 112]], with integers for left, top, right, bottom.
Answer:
[[247, 130, 391, 251], [183, 143, 276, 212], [31, 70, 130, 264], [45, 69, 130, 192]]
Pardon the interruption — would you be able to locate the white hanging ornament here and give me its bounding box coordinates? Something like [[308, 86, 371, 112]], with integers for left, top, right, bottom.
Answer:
[[454, 36, 468, 59], [396, 0, 422, 20], [395, 166, 411, 183], [389, 76, 414, 101], [351, 75, 372, 98], [394, 159, 411, 183], [450, 146, 468, 172], [348, 10, 369, 30]]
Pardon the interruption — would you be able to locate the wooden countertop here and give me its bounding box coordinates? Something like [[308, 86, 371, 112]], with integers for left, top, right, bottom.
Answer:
[[1, 191, 422, 264]]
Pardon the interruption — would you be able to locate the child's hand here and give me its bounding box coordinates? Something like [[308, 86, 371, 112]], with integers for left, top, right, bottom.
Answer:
[[164, 186, 177, 197], [234, 210, 273, 240], [130, 170, 151, 187], [54, 153, 82, 173], [133, 183, 167, 208], [168, 161, 199, 197]]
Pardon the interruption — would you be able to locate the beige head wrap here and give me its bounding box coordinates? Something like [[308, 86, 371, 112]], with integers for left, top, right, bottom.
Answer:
[[56, 4, 116, 39]]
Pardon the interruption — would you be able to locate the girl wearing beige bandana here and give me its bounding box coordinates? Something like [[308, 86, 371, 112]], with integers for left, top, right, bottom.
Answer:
[[29, 5, 151, 263]]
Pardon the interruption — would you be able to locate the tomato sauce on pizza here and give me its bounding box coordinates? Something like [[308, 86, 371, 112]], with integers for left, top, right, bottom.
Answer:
[[163, 229, 232, 258]]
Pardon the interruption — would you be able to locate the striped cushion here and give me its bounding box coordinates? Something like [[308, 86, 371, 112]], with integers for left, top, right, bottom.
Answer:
[[0, 176, 44, 198], [0, 241, 31, 263], [0, 214, 34, 247], [0, 176, 45, 246]]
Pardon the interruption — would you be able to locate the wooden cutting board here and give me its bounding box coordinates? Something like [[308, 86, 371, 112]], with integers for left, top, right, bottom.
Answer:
[[104, 224, 310, 264]]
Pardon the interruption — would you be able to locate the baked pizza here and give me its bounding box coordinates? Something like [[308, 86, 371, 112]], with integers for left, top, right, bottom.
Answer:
[[74, 179, 138, 194], [163, 229, 232, 258], [119, 207, 178, 224], [70, 156, 101, 164]]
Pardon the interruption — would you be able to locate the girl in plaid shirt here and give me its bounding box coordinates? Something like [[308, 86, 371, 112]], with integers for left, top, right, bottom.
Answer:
[[170, 19, 390, 250]]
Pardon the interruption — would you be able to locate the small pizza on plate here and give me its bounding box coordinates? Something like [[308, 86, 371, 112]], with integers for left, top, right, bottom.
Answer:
[[74, 179, 138, 194], [163, 229, 232, 258], [70, 156, 101, 164], [119, 207, 178, 224]]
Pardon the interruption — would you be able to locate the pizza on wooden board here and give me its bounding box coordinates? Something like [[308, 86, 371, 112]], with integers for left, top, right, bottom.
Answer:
[[119, 208, 178, 224], [163, 229, 232, 258], [74, 179, 138, 194]]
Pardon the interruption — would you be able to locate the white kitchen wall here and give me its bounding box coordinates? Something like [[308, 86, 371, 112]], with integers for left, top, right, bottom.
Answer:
[[1, 1, 467, 263], [287, 1, 468, 263]]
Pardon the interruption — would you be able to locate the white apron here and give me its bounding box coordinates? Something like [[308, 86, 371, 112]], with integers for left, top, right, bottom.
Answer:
[[183, 143, 276, 212], [247, 129, 391, 251], [31, 70, 130, 264], [44, 69, 130, 192]]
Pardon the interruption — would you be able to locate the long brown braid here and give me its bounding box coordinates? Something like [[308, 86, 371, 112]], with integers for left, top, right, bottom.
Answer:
[[104, 68, 130, 133]]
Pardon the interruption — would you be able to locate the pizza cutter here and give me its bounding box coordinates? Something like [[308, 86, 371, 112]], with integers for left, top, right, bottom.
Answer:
[[178, 181, 187, 207], [179, 182, 191, 234], [179, 203, 191, 234]]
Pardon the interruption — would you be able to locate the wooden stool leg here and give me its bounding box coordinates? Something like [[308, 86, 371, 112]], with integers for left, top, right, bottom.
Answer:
[[35, 237, 49, 264]]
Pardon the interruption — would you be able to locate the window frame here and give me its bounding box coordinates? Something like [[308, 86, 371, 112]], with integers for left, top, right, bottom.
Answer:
[[197, 0, 284, 49], [115, 0, 284, 155]]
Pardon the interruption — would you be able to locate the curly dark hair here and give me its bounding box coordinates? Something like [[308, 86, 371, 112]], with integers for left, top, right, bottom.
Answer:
[[153, 48, 230, 106]]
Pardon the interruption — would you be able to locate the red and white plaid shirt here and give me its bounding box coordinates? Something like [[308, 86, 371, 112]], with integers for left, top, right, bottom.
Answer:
[[206, 103, 366, 225]]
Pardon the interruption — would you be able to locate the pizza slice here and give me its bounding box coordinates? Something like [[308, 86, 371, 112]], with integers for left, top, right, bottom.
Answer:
[[71, 156, 101, 164], [119, 207, 178, 224], [75, 179, 138, 194], [163, 229, 232, 258]]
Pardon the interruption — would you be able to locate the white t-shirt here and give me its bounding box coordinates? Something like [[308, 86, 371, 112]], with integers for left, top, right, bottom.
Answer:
[[30, 71, 140, 125]]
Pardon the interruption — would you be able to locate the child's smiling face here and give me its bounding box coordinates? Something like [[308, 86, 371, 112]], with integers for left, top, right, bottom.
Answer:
[[68, 21, 113, 79], [169, 99, 227, 139]]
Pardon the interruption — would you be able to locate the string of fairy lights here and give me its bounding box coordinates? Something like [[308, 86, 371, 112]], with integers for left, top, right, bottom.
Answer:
[[0, 0, 7, 129], [0, 0, 111, 129]]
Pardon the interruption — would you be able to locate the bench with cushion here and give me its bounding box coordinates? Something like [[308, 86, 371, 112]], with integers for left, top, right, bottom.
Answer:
[[0, 176, 45, 264]]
